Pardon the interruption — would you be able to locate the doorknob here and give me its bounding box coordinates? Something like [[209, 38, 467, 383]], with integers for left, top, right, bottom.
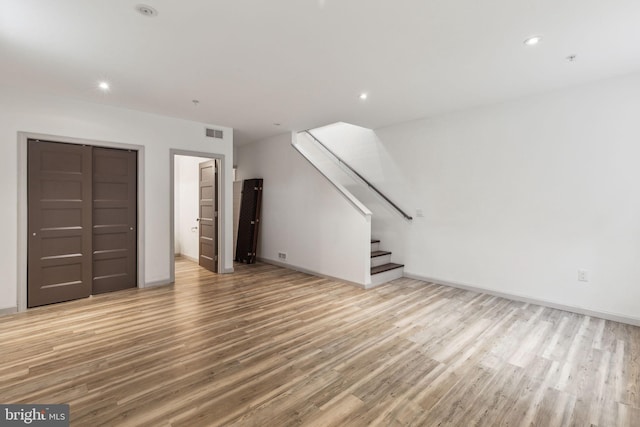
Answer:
[[130, 227, 134, 231]]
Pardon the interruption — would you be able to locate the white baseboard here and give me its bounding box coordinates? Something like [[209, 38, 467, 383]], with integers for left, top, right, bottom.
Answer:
[[176, 254, 233, 273], [258, 257, 366, 289], [175, 253, 198, 263], [0, 306, 17, 317], [404, 272, 640, 327], [142, 279, 173, 289]]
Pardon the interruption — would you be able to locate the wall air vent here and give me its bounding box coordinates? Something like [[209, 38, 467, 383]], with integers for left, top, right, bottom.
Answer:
[[206, 128, 224, 139]]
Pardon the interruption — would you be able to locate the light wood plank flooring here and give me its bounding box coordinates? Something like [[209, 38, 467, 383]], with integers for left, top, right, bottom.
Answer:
[[1, 258, 639, 426]]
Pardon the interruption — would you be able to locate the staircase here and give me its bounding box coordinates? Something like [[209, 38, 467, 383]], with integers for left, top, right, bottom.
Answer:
[[369, 239, 404, 287]]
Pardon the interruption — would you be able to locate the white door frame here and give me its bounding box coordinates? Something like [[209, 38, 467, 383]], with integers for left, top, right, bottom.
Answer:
[[17, 132, 146, 312], [169, 150, 227, 282]]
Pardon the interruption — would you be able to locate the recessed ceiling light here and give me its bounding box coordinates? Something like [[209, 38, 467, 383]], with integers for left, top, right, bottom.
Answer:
[[524, 36, 542, 46], [98, 81, 110, 91], [359, 93, 368, 100], [273, 123, 281, 126], [135, 4, 158, 17]]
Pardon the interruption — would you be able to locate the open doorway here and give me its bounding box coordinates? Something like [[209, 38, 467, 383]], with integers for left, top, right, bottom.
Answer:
[[173, 154, 217, 272], [170, 151, 224, 279]]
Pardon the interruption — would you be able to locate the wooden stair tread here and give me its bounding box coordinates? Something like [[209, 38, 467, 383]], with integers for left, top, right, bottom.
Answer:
[[371, 263, 404, 275], [371, 239, 380, 244], [371, 250, 392, 258]]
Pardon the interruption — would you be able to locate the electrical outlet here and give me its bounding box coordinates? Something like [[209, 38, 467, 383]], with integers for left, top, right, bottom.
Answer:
[[278, 252, 287, 261], [578, 269, 589, 282]]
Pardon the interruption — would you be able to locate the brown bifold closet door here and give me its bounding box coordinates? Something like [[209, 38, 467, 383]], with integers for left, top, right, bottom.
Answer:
[[28, 140, 93, 307], [92, 147, 137, 294], [198, 159, 218, 272]]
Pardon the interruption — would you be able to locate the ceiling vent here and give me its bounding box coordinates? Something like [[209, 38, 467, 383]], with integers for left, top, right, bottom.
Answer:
[[206, 128, 224, 139]]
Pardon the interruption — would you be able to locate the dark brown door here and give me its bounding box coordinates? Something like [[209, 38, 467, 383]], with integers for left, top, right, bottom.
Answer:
[[199, 159, 218, 272], [92, 147, 137, 294], [235, 179, 263, 264], [28, 140, 93, 307]]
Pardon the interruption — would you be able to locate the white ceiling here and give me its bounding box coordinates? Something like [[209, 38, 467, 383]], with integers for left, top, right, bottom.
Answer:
[[1, 0, 640, 145]]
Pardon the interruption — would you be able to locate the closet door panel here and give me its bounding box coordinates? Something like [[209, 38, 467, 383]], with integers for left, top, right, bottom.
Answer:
[[92, 147, 137, 294], [28, 140, 92, 307]]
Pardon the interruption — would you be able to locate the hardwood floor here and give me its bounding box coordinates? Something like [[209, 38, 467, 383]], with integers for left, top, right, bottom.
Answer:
[[1, 258, 639, 426]]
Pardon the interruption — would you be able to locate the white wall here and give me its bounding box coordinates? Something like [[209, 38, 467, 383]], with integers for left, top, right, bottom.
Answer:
[[174, 155, 211, 261], [240, 72, 640, 322], [0, 87, 233, 311], [328, 72, 640, 321], [236, 133, 371, 285]]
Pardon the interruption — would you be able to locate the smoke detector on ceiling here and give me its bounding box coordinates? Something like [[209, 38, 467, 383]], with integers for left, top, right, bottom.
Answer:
[[135, 4, 158, 17]]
